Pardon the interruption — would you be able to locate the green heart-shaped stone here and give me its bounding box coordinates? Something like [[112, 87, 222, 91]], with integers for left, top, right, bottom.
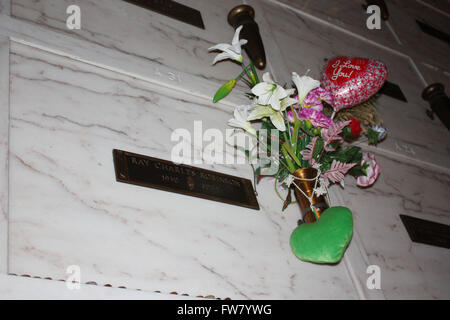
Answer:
[[290, 206, 353, 264]]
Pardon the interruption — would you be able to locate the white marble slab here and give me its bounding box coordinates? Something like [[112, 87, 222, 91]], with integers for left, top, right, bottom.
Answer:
[[416, 60, 450, 89], [2, 0, 448, 300], [269, 0, 450, 82], [10, 0, 248, 93], [0, 36, 8, 274], [0, 0, 10, 15], [338, 151, 450, 299], [7, 42, 358, 300], [257, 0, 450, 171], [0, 13, 249, 110], [0, 274, 200, 299], [270, 0, 400, 49], [255, 0, 450, 299], [387, 0, 450, 71], [419, 0, 450, 15]]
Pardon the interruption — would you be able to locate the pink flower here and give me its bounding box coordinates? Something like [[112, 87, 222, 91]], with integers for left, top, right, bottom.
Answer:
[[286, 89, 334, 126], [357, 153, 381, 187], [298, 108, 333, 129], [303, 88, 334, 111]]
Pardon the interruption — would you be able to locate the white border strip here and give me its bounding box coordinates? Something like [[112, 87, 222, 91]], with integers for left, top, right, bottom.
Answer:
[[0, 274, 201, 300], [0, 35, 9, 274], [416, 0, 450, 19]]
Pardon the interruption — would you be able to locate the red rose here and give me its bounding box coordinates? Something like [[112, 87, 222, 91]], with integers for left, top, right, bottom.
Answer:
[[348, 117, 362, 137]]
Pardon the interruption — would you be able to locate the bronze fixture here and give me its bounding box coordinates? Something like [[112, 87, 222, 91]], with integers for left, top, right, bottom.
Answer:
[[423, 83, 450, 130], [292, 168, 329, 224], [228, 5, 266, 69]]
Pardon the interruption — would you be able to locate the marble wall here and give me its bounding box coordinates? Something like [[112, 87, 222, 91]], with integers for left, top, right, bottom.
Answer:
[[10, 0, 245, 89], [7, 42, 358, 299], [270, 0, 399, 49], [0, 36, 9, 275], [257, 0, 450, 169], [1, 0, 449, 299], [341, 152, 450, 299], [259, 0, 450, 299]]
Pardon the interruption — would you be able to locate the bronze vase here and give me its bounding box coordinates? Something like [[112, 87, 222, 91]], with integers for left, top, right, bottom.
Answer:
[[292, 167, 329, 224]]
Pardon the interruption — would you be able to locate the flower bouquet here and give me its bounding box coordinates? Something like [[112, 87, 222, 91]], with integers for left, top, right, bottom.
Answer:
[[208, 26, 387, 264]]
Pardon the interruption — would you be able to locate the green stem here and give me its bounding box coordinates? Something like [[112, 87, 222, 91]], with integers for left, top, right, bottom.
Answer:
[[282, 142, 302, 168], [249, 61, 260, 83], [240, 77, 253, 88], [242, 63, 257, 86], [254, 132, 291, 174], [281, 144, 295, 174], [274, 170, 297, 205], [283, 110, 292, 148], [250, 163, 258, 195], [290, 105, 301, 151], [236, 68, 247, 80]]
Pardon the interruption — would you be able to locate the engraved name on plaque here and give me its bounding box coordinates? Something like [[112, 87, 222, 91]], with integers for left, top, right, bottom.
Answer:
[[113, 149, 259, 210]]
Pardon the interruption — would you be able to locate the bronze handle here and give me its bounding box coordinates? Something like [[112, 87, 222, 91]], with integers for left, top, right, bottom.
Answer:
[[423, 83, 450, 130], [228, 5, 266, 70], [364, 0, 389, 21]]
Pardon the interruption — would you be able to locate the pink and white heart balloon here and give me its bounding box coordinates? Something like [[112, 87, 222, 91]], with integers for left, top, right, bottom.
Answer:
[[321, 57, 388, 112]]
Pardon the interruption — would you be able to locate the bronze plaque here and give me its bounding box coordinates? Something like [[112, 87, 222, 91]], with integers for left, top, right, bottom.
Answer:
[[400, 215, 450, 249], [379, 81, 407, 103], [123, 0, 205, 29], [113, 149, 259, 210]]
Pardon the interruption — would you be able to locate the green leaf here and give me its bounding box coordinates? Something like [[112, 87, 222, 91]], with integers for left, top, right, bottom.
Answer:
[[342, 126, 353, 140], [278, 169, 289, 182], [282, 142, 302, 168], [282, 188, 292, 212], [341, 146, 361, 164], [349, 165, 366, 177], [366, 127, 380, 145], [298, 134, 311, 168], [313, 138, 324, 160], [328, 140, 340, 150], [290, 105, 301, 153], [213, 79, 236, 103], [249, 61, 260, 84]]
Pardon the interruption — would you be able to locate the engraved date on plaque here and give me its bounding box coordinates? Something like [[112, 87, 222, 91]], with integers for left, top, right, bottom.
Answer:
[[113, 149, 259, 210]]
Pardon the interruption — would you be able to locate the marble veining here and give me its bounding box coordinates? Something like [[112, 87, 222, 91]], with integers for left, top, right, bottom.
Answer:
[[10, 0, 249, 93], [254, 0, 450, 299], [1, 0, 449, 300], [7, 42, 358, 299], [0, 0, 10, 15], [387, 0, 450, 72], [258, 0, 450, 171], [0, 274, 201, 299], [0, 36, 9, 274], [339, 152, 450, 299], [417, 61, 450, 89], [419, 0, 450, 16], [271, 0, 399, 49]]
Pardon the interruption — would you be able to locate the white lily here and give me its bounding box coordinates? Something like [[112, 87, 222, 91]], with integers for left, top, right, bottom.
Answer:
[[209, 25, 248, 65], [292, 72, 320, 104], [228, 105, 256, 136], [247, 96, 297, 132], [251, 73, 288, 111]]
